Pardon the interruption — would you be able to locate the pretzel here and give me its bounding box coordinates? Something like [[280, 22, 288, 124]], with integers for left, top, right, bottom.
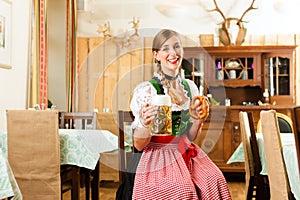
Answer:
[[189, 96, 208, 119]]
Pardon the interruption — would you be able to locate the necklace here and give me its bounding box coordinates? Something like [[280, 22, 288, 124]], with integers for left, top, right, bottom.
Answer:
[[165, 73, 179, 80]]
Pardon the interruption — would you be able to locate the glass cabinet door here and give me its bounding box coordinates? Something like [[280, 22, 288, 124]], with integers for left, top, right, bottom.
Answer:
[[182, 58, 205, 95], [264, 56, 290, 96]]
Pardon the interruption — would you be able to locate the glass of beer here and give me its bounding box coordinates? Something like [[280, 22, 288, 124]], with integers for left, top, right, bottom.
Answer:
[[149, 95, 172, 136]]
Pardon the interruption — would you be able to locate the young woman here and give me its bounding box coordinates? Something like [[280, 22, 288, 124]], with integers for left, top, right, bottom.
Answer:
[[116, 29, 231, 200]]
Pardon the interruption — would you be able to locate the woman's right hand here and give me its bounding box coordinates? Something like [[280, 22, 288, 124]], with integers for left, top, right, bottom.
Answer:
[[134, 104, 157, 151], [139, 103, 157, 128]]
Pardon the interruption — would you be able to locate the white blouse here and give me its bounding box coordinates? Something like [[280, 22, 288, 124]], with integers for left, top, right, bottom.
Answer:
[[130, 74, 200, 129]]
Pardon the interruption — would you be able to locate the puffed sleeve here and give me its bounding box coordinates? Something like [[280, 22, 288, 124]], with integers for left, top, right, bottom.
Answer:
[[130, 81, 157, 129]]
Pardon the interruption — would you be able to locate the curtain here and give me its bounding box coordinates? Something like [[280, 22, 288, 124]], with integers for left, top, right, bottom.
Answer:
[[30, 0, 48, 109], [66, 0, 77, 112], [30, 0, 77, 111]]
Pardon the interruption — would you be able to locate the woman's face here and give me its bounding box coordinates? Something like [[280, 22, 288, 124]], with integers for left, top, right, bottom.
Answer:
[[154, 35, 183, 76]]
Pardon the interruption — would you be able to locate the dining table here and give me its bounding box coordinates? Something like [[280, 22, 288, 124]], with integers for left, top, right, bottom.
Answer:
[[0, 128, 126, 199], [227, 133, 300, 199]]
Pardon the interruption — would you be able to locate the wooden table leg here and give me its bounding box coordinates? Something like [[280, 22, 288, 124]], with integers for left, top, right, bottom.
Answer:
[[71, 166, 80, 200], [91, 161, 100, 200]]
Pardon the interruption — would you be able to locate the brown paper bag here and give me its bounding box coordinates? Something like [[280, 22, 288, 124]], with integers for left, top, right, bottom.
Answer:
[[6, 110, 60, 200]]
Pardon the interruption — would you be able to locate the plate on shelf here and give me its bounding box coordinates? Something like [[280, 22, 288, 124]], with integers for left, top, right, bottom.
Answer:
[[226, 61, 240, 68]]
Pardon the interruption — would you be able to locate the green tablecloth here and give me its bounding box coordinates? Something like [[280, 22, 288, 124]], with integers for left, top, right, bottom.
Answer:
[[227, 133, 300, 199]]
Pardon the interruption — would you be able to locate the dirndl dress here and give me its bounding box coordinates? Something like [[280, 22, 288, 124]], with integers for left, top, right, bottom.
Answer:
[[116, 76, 231, 199]]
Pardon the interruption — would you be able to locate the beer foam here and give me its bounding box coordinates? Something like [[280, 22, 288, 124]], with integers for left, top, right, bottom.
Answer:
[[151, 95, 171, 106]]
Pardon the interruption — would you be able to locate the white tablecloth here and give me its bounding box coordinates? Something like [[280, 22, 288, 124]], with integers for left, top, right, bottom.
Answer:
[[59, 129, 122, 169], [0, 138, 22, 199]]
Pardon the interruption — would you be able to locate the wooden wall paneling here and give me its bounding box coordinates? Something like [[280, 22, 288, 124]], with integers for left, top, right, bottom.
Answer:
[[91, 39, 117, 112], [277, 34, 295, 45], [103, 61, 118, 111], [77, 38, 89, 69], [248, 35, 265, 46], [95, 75, 104, 112], [89, 39, 105, 112], [89, 38, 104, 52], [188, 34, 202, 47], [130, 50, 142, 67], [77, 37, 105, 112], [131, 51, 144, 89], [144, 37, 153, 51], [142, 36, 153, 81], [264, 34, 278, 45], [94, 51, 105, 112], [117, 53, 133, 111], [143, 45, 155, 79], [242, 33, 251, 46], [182, 34, 200, 47], [78, 58, 89, 111], [77, 38, 89, 111]]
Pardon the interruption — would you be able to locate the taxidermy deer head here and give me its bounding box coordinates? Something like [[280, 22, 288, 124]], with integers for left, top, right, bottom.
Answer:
[[209, 0, 257, 46]]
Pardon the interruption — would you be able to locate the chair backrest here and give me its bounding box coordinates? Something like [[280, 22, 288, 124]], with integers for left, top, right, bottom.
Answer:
[[276, 113, 294, 133], [118, 110, 134, 184], [260, 110, 292, 200], [257, 112, 294, 133], [7, 110, 60, 199], [59, 112, 97, 130], [239, 111, 255, 198], [293, 106, 300, 177], [247, 112, 263, 175], [97, 112, 119, 135]]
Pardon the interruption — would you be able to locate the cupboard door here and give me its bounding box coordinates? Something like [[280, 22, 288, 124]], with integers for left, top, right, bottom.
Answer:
[[183, 48, 209, 95], [194, 106, 244, 172], [263, 52, 295, 105]]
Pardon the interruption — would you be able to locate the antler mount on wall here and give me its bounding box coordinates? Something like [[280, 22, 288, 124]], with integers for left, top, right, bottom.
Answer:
[[209, 0, 257, 46]]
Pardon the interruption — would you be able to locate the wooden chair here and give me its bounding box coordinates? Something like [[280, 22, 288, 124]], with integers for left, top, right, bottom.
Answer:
[[60, 112, 97, 130], [7, 110, 61, 199], [118, 110, 135, 184], [239, 111, 270, 200], [59, 111, 98, 200], [257, 112, 294, 133], [260, 110, 295, 200]]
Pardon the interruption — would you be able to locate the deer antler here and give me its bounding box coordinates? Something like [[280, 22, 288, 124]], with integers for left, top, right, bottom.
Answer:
[[239, 0, 258, 23], [208, 0, 226, 22]]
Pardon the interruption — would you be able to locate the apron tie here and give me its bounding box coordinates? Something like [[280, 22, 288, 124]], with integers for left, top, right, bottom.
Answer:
[[178, 136, 197, 170]]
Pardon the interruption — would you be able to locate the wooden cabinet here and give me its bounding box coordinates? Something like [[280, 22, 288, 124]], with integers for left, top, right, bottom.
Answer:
[[183, 46, 296, 106]]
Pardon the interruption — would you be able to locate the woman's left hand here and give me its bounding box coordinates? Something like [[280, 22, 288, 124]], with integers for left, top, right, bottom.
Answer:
[[189, 96, 209, 121]]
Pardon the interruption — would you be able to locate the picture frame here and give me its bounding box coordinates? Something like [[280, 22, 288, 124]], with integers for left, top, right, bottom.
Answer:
[[0, 0, 12, 69]]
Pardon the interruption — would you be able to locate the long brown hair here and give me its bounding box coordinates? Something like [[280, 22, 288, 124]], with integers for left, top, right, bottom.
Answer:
[[152, 29, 181, 53]]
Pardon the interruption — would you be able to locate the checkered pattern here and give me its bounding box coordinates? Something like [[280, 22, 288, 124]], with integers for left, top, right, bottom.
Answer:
[[132, 136, 231, 200]]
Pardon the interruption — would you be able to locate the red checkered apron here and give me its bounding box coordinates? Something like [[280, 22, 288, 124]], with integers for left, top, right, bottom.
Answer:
[[132, 136, 231, 200]]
